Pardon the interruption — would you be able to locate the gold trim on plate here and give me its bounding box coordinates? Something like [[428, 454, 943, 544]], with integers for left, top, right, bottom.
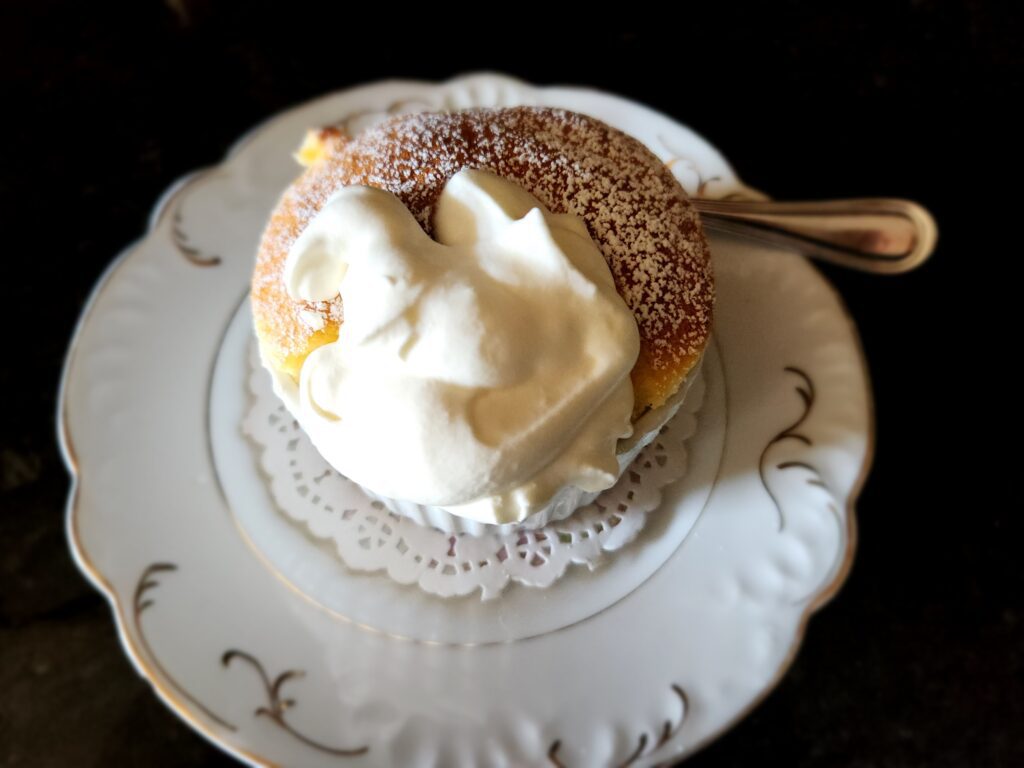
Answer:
[[62, 468, 277, 767], [133, 563, 236, 731], [172, 207, 222, 267], [221, 650, 369, 757], [548, 684, 689, 767], [758, 366, 841, 533]]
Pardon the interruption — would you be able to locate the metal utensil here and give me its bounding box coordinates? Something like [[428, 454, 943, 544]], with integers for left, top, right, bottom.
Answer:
[[691, 198, 937, 274]]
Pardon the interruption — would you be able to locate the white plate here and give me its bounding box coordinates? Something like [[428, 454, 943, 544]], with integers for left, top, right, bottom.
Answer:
[[59, 73, 871, 766]]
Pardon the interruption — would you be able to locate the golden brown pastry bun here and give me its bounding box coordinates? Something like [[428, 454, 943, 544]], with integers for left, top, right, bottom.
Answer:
[[252, 107, 713, 416]]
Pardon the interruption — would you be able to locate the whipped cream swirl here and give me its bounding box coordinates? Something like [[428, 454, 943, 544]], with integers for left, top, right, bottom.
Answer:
[[278, 168, 639, 524]]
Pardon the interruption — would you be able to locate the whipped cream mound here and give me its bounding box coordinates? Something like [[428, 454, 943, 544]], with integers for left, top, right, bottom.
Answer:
[[276, 168, 640, 525]]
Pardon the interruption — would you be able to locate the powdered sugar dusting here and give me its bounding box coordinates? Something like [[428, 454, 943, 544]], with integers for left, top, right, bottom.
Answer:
[[251, 107, 713, 409]]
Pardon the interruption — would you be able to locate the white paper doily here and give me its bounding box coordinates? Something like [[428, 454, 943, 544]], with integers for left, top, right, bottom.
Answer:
[[243, 344, 706, 600]]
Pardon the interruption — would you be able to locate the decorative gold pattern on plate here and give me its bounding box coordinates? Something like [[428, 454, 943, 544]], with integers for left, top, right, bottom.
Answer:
[[548, 684, 689, 767], [61, 425, 272, 765], [172, 207, 222, 266], [132, 563, 237, 730], [758, 366, 839, 531], [221, 650, 369, 757]]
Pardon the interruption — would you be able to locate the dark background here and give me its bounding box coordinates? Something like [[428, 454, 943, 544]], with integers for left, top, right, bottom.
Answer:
[[2, 2, 1022, 766]]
